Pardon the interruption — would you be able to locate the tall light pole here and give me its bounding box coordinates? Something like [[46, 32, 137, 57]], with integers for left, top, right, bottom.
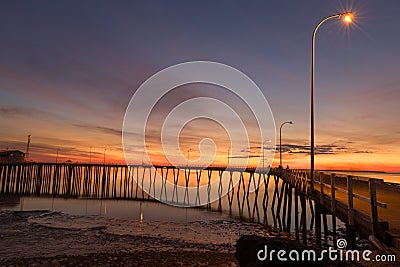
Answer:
[[280, 121, 293, 167], [89, 147, 92, 163], [310, 12, 353, 191], [103, 148, 107, 165]]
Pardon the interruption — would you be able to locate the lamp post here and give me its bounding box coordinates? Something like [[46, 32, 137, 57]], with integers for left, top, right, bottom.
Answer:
[[103, 148, 107, 165], [310, 12, 353, 191], [280, 121, 293, 167]]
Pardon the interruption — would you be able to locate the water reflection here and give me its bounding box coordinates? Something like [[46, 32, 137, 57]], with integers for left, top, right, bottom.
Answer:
[[0, 196, 235, 223], [0, 195, 21, 209], [139, 202, 143, 222]]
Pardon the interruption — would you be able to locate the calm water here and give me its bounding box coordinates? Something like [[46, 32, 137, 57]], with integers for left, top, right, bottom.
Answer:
[[0, 176, 317, 234], [0, 195, 235, 223]]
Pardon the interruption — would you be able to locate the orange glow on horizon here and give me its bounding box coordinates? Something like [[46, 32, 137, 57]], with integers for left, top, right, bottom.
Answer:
[[28, 148, 400, 174]]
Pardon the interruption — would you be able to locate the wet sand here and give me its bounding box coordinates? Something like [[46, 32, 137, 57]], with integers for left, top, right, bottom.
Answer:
[[1, 251, 238, 267], [0, 210, 281, 266], [1, 209, 398, 266]]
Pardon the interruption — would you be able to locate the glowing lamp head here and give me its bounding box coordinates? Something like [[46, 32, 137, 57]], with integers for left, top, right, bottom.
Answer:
[[343, 13, 353, 23]]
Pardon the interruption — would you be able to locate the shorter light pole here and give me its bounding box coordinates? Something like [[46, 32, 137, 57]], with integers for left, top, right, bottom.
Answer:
[[89, 147, 92, 163], [103, 148, 107, 165], [280, 121, 293, 167]]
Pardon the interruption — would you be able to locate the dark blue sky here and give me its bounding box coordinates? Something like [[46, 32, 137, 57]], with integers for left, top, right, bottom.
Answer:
[[0, 0, 399, 170]]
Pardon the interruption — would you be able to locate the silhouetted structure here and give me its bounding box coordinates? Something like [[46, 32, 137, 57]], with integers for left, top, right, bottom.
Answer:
[[0, 150, 25, 163]]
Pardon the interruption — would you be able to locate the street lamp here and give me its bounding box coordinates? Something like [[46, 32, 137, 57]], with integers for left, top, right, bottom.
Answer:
[[103, 148, 107, 165], [280, 121, 293, 167], [310, 12, 353, 191]]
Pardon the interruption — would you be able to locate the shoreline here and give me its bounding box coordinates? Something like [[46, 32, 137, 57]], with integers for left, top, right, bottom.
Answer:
[[0, 210, 281, 266], [1, 210, 398, 266]]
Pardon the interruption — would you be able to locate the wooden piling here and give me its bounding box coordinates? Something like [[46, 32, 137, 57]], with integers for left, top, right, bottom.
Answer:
[[369, 179, 379, 236], [322, 212, 328, 241], [315, 202, 322, 247], [286, 185, 293, 232], [332, 214, 337, 248], [346, 223, 356, 249], [347, 176, 354, 226], [294, 188, 299, 241], [282, 182, 288, 230], [300, 193, 307, 244]]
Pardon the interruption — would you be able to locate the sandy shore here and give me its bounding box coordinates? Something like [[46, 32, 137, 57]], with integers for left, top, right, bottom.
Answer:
[[0, 210, 281, 266], [1, 210, 398, 266], [1, 251, 238, 267]]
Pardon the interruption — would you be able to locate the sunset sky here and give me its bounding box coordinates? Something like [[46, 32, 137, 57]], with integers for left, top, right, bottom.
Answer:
[[0, 0, 399, 172]]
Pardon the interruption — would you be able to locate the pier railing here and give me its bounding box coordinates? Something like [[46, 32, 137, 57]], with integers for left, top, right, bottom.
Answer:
[[271, 168, 389, 247], [315, 173, 387, 236]]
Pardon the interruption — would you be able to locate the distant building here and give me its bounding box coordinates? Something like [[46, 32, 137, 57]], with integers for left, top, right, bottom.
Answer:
[[0, 150, 26, 163]]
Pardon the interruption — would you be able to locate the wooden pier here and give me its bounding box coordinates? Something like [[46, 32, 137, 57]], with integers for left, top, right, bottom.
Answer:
[[1, 162, 398, 249], [270, 168, 392, 248]]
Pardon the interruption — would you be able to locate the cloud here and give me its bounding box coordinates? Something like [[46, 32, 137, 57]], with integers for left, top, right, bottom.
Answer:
[[241, 143, 349, 155], [0, 139, 94, 158], [0, 140, 27, 151], [229, 155, 261, 159], [0, 107, 36, 118], [282, 144, 348, 155], [72, 124, 122, 137], [0, 105, 78, 124]]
